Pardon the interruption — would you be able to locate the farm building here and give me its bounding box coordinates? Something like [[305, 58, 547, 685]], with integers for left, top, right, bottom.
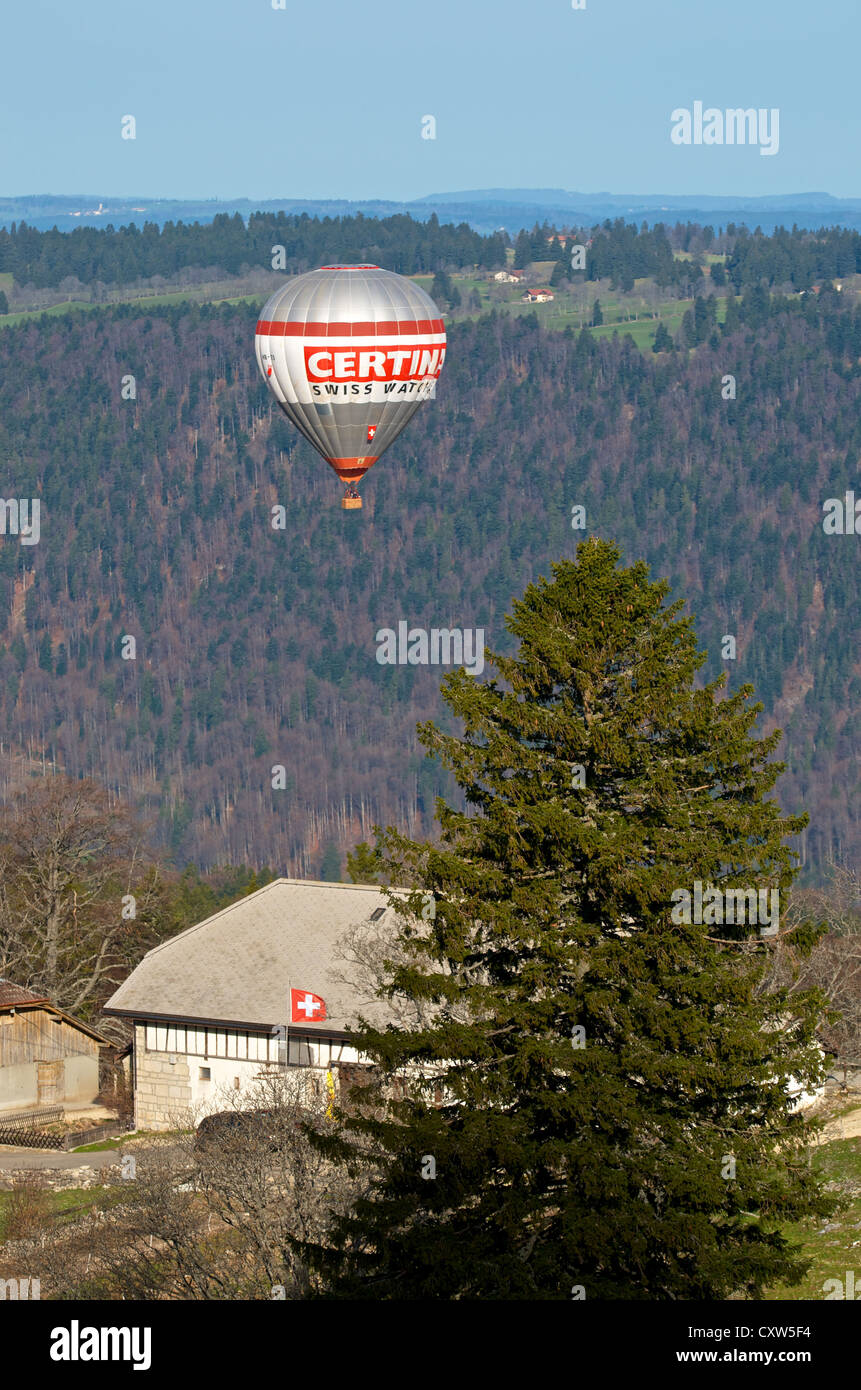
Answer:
[[101, 878, 827, 1132], [521, 288, 554, 303], [0, 979, 110, 1114], [103, 878, 407, 1130]]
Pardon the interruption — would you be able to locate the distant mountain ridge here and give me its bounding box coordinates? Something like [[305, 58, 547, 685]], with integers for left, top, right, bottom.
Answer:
[[417, 189, 861, 212], [4, 190, 861, 237]]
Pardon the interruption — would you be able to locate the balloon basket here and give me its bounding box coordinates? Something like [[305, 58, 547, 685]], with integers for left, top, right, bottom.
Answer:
[[342, 494, 362, 510]]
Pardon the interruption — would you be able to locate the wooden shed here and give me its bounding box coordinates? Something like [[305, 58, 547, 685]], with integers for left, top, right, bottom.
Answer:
[[0, 979, 110, 1114]]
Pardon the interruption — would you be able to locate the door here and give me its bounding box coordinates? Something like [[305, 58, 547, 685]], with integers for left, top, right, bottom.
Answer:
[[37, 1060, 63, 1104]]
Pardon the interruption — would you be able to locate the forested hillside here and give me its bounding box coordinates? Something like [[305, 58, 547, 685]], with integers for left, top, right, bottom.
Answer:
[[0, 287, 857, 880], [4, 211, 861, 297], [0, 211, 506, 289]]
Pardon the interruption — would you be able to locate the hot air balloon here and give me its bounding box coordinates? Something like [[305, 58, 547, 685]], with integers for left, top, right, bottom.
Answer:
[[255, 265, 446, 510]]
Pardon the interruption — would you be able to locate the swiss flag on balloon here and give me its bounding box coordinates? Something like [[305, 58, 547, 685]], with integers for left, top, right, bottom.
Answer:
[[366, 425, 377, 442], [290, 988, 327, 1023]]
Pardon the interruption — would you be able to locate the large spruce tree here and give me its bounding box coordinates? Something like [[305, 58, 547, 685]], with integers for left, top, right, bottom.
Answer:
[[313, 539, 832, 1299]]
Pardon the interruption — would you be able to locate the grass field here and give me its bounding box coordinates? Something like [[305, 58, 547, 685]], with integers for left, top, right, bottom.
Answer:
[[0, 298, 98, 327], [589, 313, 680, 350], [0, 289, 270, 330], [760, 1134, 861, 1300], [0, 1184, 106, 1233], [673, 250, 726, 264], [70, 1128, 173, 1152], [0, 264, 730, 356], [209, 293, 267, 307], [412, 270, 696, 346]]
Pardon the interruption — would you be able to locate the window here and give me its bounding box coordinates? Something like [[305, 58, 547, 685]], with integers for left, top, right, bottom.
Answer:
[[141, 1023, 349, 1069], [233, 1077, 240, 1090], [369, 907, 386, 921], [144, 1025, 271, 1060], [199, 1067, 211, 1081]]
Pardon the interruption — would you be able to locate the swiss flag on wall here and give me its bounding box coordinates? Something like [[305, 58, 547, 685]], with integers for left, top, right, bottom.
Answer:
[[290, 987, 327, 1023]]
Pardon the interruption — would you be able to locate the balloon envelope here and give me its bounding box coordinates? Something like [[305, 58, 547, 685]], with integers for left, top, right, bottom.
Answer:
[[255, 265, 446, 487]]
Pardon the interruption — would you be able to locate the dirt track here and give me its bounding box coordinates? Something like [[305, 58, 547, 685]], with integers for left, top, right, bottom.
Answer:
[[822, 1103, 861, 1142], [0, 1145, 119, 1171]]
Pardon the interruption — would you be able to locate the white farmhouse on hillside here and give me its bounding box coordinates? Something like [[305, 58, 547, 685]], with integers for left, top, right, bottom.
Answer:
[[103, 878, 406, 1131], [103, 878, 827, 1131]]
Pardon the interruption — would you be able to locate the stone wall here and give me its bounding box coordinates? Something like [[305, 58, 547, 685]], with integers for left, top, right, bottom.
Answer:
[[0, 1163, 120, 1192], [132, 1025, 192, 1130]]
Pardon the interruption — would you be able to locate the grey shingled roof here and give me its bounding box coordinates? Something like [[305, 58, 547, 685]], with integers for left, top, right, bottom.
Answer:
[[102, 878, 406, 1034]]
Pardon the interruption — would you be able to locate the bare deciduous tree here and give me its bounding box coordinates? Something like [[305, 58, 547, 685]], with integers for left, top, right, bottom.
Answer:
[[761, 863, 861, 1083], [331, 914, 438, 1030], [0, 775, 167, 1019], [19, 1072, 377, 1300], [331, 903, 483, 1033]]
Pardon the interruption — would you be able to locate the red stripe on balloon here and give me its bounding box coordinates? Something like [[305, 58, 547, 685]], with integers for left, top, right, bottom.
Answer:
[[256, 318, 445, 338]]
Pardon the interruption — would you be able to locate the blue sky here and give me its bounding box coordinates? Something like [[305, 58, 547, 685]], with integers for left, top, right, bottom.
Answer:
[[2, 0, 858, 201]]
